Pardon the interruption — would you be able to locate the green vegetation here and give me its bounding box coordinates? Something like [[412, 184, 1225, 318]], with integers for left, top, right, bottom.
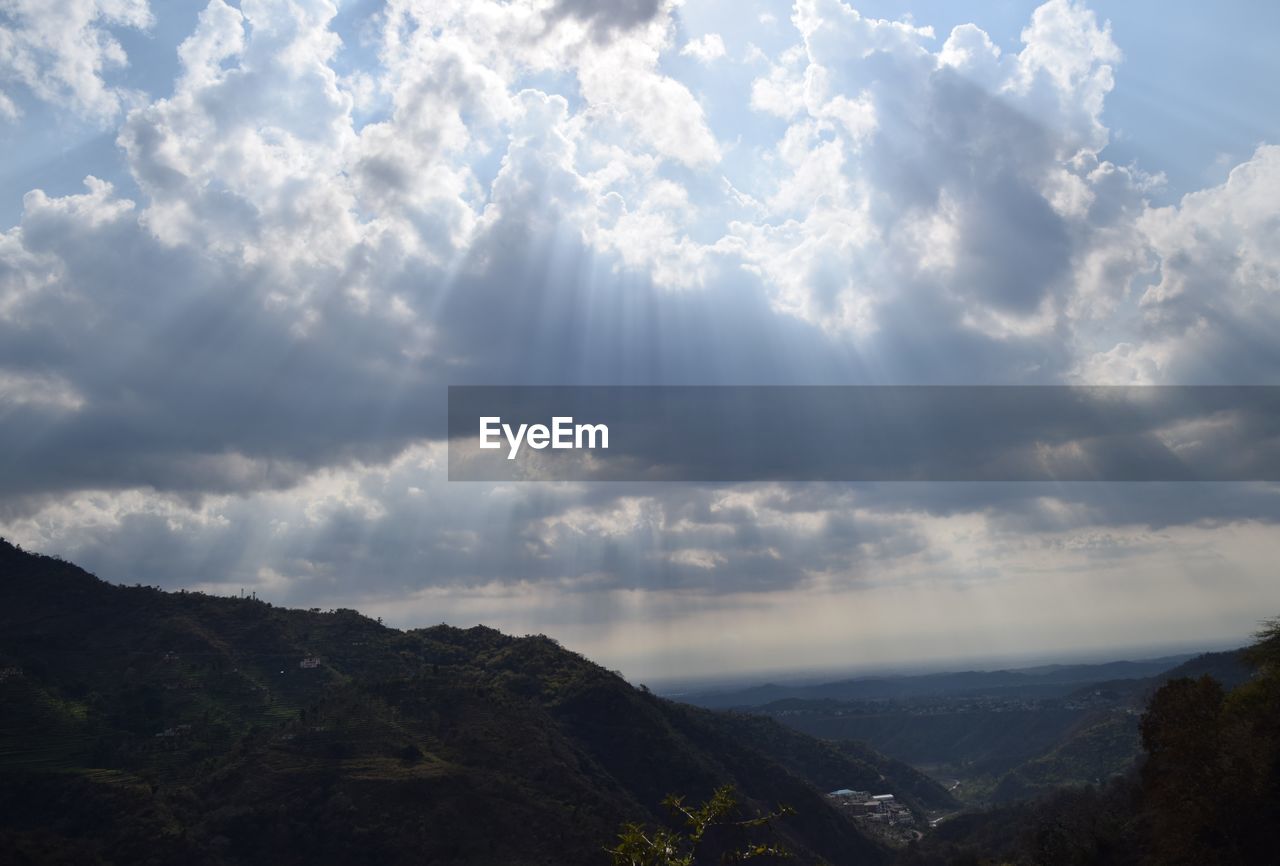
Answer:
[[895, 621, 1280, 865], [744, 649, 1252, 808], [756, 697, 1097, 782], [10, 538, 1272, 864], [608, 785, 795, 865], [985, 714, 1139, 803], [0, 541, 898, 864], [706, 713, 957, 816]]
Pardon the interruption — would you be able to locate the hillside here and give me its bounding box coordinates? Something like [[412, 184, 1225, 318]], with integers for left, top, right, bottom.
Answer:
[[702, 712, 957, 816], [706, 648, 1254, 808], [755, 698, 1089, 788], [985, 649, 1254, 802], [0, 541, 919, 865], [895, 624, 1280, 865]]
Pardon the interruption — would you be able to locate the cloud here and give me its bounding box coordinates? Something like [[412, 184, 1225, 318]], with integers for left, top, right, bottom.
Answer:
[[574, 30, 720, 167], [681, 33, 726, 64], [1, 0, 1280, 673], [546, 0, 664, 42], [1008, 0, 1121, 152], [3, 0, 1273, 503], [0, 0, 153, 121], [7, 463, 1280, 677], [1133, 146, 1280, 382], [732, 0, 1135, 344]]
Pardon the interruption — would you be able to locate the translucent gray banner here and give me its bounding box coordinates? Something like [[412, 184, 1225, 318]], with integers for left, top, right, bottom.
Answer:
[[447, 386, 1280, 482]]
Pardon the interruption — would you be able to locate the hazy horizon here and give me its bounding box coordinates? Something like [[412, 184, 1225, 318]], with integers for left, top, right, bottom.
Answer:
[[644, 640, 1245, 695], [12, 536, 1250, 690]]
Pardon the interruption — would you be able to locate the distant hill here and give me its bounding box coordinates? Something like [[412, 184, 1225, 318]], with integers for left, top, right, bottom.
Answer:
[[0, 540, 922, 865], [1063, 649, 1251, 706], [761, 699, 1091, 786], [685, 648, 1252, 810], [896, 623, 1280, 865], [703, 712, 957, 815], [982, 649, 1255, 803], [681, 656, 1201, 709]]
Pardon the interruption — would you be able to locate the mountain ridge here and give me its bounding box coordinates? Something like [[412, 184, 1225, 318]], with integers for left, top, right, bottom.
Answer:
[[681, 655, 1206, 709], [0, 540, 944, 864]]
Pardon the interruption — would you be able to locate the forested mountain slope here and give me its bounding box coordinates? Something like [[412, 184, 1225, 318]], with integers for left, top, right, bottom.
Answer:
[[0, 540, 925, 865]]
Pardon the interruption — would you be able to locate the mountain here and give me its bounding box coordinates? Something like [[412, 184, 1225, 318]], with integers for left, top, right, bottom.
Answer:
[[0, 540, 930, 865], [985, 649, 1255, 803], [682, 656, 1202, 709], [688, 650, 1253, 808], [895, 626, 1280, 865], [702, 712, 957, 816], [750, 697, 1093, 790]]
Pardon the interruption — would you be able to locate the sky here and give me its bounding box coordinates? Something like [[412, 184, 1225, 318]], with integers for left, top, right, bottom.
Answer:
[[1, 0, 1279, 684]]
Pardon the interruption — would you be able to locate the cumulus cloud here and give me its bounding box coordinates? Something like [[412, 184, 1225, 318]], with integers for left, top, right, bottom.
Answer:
[[1132, 146, 1280, 382], [680, 33, 726, 64], [731, 0, 1138, 348], [0, 0, 153, 121], [546, 0, 664, 42]]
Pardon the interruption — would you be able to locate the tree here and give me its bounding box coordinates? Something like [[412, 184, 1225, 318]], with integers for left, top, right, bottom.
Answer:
[[1139, 675, 1229, 864], [607, 785, 795, 866], [1137, 619, 1280, 865]]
